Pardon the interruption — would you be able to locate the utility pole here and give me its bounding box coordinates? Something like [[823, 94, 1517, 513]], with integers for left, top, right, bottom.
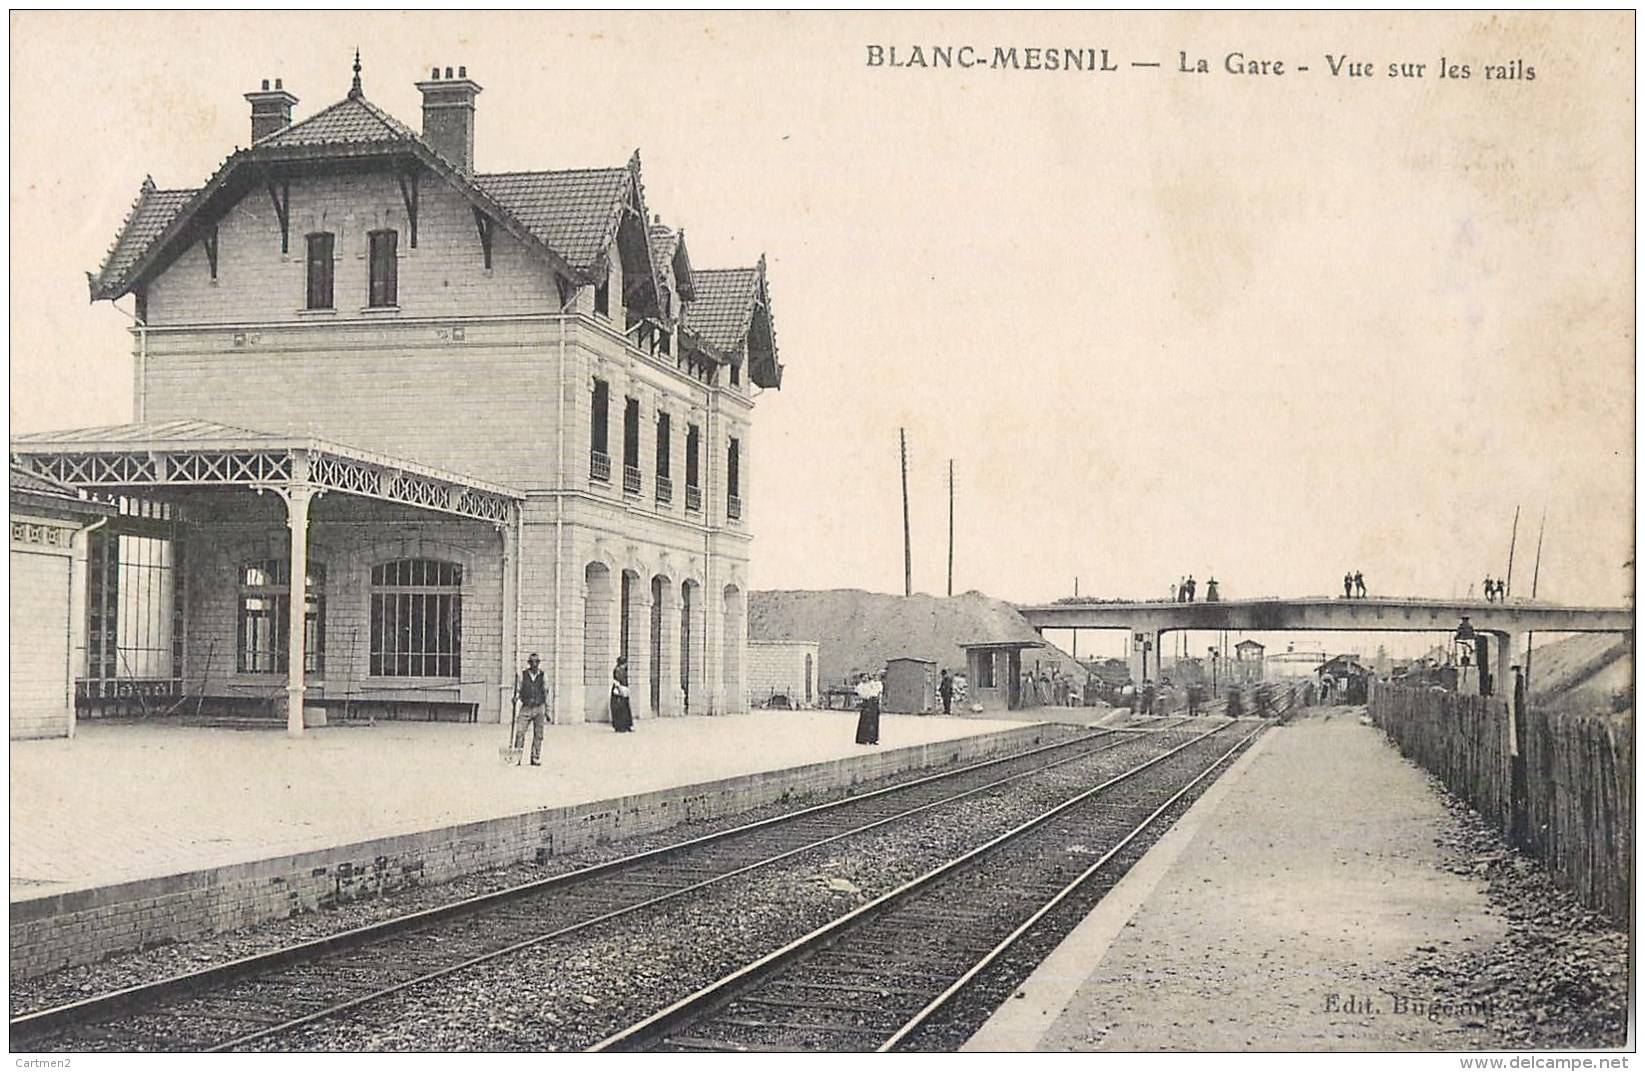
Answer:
[[1505, 505, 1520, 597], [1525, 510, 1546, 682], [1072, 576, 1079, 659], [947, 458, 954, 597], [901, 428, 911, 598], [1530, 510, 1545, 597]]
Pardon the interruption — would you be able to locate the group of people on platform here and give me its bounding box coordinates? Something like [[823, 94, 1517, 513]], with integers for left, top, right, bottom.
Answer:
[[510, 652, 634, 767], [1018, 665, 1086, 707], [515, 654, 970, 758], [1342, 570, 1368, 599], [1482, 576, 1509, 602], [1170, 575, 1220, 603]]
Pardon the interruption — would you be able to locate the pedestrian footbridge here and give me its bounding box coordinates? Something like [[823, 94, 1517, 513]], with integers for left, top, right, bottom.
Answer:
[[1017, 596, 1633, 687]]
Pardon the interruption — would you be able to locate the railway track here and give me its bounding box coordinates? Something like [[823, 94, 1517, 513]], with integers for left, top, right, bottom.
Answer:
[[15, 714, 1218, 1052], [591, 718, 1265, 1052]]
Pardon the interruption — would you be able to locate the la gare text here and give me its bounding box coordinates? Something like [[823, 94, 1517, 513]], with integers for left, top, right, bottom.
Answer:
[[865, 46, 1535, 81]]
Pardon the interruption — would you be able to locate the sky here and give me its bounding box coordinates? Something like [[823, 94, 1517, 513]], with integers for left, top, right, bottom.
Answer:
[[9, 11, 1636, 624]]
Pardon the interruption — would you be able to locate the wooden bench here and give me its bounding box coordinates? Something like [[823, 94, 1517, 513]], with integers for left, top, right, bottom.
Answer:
[[311, 692, 479, 723]]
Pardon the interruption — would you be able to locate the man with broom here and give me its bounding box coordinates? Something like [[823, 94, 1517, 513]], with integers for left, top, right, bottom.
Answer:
[[514, 653, 549, 766]]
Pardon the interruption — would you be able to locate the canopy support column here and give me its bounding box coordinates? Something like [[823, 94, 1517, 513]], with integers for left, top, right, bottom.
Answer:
[[276, 470, 319, 737], [498, 514, 519, 725]]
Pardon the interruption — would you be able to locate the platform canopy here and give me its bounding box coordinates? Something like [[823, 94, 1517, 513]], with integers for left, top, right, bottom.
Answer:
[[10, 419, 521, 524]]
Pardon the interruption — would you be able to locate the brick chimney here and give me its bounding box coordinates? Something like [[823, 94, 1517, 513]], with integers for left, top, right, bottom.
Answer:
[[244, 78, 298, 144], [415, 66, 482, 173]]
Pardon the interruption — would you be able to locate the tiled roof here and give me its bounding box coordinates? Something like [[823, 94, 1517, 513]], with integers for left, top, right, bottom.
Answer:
[[84, 86, 770, 348], [254, 94, 421, 150], [649, 220, 679, 266], [94, 181, 196, 297], [683, 267, 761, 354], [476, 168, 628, 273], [647, 219, 697, 306], [96, 93, 428, 297]]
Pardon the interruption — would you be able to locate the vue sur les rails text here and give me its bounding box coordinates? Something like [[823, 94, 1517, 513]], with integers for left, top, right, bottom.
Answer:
[[866, 46, 1536, 81]]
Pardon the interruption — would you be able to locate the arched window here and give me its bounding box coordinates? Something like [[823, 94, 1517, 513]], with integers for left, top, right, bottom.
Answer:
[[370, 558, 462, 677], [237, 559, 326, 673]]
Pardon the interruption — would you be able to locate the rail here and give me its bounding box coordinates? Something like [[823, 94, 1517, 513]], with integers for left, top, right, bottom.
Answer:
[[13, 723, 1175, 1051], [589, 720, 1262, 1052]]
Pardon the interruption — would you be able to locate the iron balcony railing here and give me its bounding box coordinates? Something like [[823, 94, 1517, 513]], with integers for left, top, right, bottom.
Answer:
[[685, 485, 702, 513], [590, 449, 611, 483], [728, 494, 743, 521], [656, 475, 673, 505], [623, 464, 643, 496]]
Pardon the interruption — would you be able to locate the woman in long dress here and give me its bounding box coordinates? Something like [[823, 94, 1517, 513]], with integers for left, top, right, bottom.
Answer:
[[854, 678, 881, 745], [611, 656, 634, 733]]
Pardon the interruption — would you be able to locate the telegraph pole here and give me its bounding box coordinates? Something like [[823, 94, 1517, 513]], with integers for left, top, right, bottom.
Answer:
[[1529, 511, 1545, 597], [1072, 575, 1078, 658], [947, 458, 954, 597], [901, 428, 911, 597], [1505, 505, 1520, 597], [1524, 510, 1546, 682]]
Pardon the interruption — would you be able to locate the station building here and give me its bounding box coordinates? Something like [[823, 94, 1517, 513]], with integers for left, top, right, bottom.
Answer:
[[10, 60, 783, 737]]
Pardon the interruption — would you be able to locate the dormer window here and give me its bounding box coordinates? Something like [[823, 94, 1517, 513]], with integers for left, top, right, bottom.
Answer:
[[368, 229, 398, 307], [305, 232, 335, 310], [594, 278, 610, 318]]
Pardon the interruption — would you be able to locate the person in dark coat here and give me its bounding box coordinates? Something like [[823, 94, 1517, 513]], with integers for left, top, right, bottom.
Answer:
[[854, 678, 882, 745], [938, 668, 954, 715], [610, 656, 634, 732]]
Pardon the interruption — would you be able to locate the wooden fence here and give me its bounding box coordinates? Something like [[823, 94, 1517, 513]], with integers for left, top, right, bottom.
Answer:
[[1370, 685, 1513, 833], [1369, 684, 1632, 922], [1520, 706, 1633, 922]]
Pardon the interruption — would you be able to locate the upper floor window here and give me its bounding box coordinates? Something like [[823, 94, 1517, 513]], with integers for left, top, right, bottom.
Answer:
[[727, 437, 742, 520], [594, 278, 611, 318], [305, 232, 335, 310], [622, 397, 642, 495], [684, 423, 702, 513], [655, 411, 673, 504], [731, 360, 741, 387], [686, 424, 701, 489], [368, 229, 398, 307], [655, 412, 672, 479], [590, 378, 611, 482]]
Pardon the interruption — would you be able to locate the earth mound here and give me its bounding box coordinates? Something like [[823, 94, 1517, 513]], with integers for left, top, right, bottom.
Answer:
[[748, 588, 1091, 690]]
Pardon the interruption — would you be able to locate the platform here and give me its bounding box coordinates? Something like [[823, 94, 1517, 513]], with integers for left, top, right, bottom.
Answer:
[[966, 706, 1507, 1052], [9, 709, 1057, 977]]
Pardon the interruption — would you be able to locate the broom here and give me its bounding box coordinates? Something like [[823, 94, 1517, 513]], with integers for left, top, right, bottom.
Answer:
[[500, 696, 523, 765]]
